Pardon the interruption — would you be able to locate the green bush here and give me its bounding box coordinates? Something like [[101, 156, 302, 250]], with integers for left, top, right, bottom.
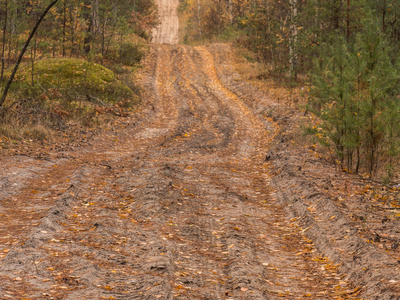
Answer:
[[11, 58, 135, 103], [106, 40, 148, 67], [118, 42, 146, 66]]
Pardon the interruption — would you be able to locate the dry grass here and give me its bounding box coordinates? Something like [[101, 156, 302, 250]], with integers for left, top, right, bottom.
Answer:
[[234, 48, 309, 107], [0, 56, 142, 149], [0, 124, 21, 141], [235, 61, 264, 80], [22, 124, 52, 142], [0, 91, 134, 150], [0, 122, 52, 150]]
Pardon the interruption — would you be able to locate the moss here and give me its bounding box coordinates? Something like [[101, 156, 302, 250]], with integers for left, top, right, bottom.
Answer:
[[12, 58, 135, 103]]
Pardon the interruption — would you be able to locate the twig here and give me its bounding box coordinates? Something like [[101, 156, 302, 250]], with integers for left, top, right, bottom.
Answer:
[[5, 98, 30, 111], [0, 106, 6, 117], [86, 94, 110, 107], [32, 257, 40, 275], [36, 78, 47, 93]]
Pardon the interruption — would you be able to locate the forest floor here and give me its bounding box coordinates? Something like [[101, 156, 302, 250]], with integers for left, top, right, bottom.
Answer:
[[0, 0, 400, 299]]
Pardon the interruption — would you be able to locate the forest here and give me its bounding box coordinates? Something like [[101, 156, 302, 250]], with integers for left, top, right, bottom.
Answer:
[[180, 0, 400, 180], [0, 0, 158, 144]]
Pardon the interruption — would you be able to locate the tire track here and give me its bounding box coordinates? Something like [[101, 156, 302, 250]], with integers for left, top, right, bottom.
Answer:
[[0, 43, 360, 299]]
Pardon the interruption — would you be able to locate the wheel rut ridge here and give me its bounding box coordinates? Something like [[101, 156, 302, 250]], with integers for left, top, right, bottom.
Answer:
[[0, 44, 361, 299], [205, 43, 400, 299]]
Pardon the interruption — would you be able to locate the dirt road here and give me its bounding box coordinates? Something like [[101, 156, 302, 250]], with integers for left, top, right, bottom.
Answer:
[[152, 0, 179, 44], [0, 43, 362, 298], [1, 1, 399, 299]]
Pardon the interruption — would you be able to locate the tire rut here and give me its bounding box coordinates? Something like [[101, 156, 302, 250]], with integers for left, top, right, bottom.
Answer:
[[0, 44, 360, 299]]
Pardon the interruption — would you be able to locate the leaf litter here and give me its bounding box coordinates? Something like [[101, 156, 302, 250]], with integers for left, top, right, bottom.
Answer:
[[0, 3, 395, 298]]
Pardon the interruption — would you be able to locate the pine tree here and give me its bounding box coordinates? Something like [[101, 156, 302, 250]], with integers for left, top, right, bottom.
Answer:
[[309, 22, 400, 176]]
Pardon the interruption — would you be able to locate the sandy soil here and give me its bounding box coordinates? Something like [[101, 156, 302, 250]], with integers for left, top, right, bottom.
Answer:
[[152, 0, 179, 44], [206, 44, 400, 299], [0, 0, 399, 299], [0, 42, 364, 299]]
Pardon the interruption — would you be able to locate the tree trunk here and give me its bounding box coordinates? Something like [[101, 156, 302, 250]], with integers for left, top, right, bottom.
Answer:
[[1, 0, 8, 81], [101, 9, 108, 64], [31, 36, 37, 86], [333, 0, 342, 30], [83, 0, 92, 54], [289, 0, 298, 79], [0, 0, 60, 108], [228, 0, 233, 25], [197, 0, 202, 37], [382, 0, 386, 33], [62, 0, 66, 56], [346, 0, 350, 41], [92, 0, 100, 33], [69, 0, 76, 57]]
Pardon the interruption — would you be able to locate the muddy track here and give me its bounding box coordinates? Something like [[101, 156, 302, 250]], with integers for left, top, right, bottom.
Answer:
[[0, 43, 367, 299]]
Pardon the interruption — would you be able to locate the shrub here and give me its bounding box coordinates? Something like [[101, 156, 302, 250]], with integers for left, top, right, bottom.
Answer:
[[11, 58, 135, 103]]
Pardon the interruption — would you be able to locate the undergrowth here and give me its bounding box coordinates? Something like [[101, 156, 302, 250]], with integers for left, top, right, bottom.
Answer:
[[11, 58, 135, 102], [0, 57, 142, 148], [234, 45, 309, 106]]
